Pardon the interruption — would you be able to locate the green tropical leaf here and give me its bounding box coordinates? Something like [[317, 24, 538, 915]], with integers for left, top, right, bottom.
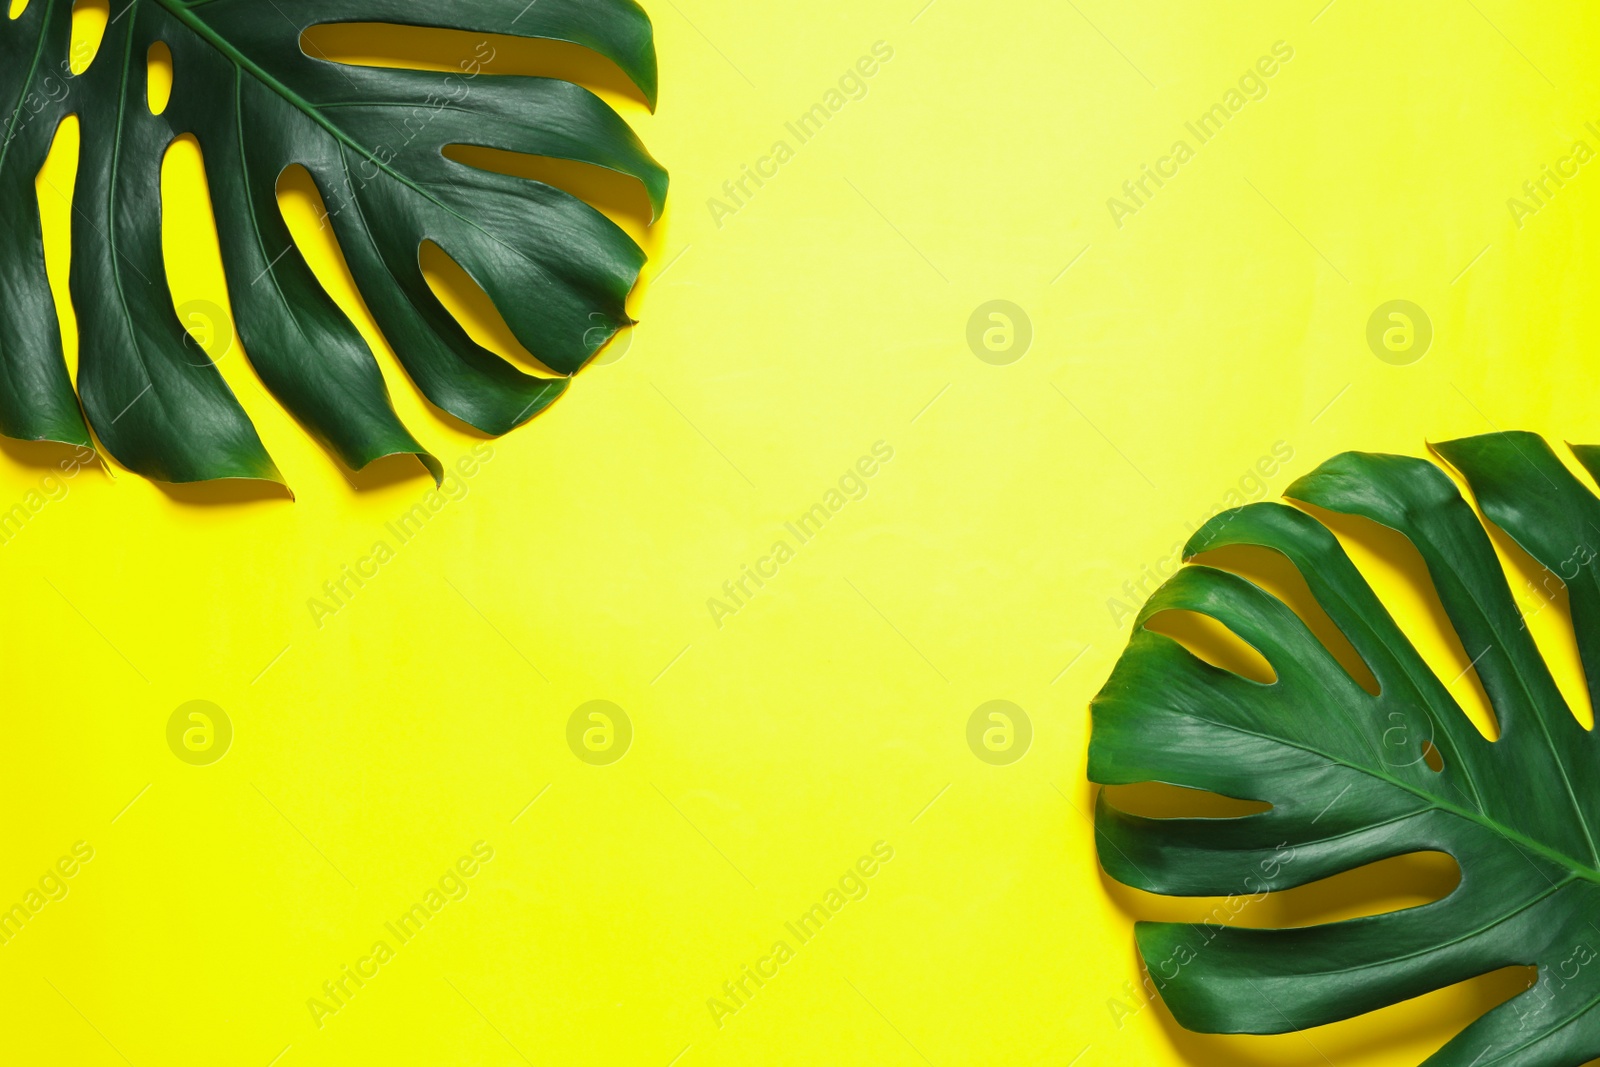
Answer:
[[1089, 431, 1600, 1066], [1, 0, 666, 486]]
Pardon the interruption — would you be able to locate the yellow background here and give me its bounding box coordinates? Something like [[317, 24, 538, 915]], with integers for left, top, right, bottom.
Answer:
[[4, 0, 1600, 1064]]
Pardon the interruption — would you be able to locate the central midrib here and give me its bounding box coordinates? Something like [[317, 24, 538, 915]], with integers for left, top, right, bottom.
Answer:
[[151, 0, 418, 187], [1196, 714, 1600, 887], [149, 0, 509, 255]]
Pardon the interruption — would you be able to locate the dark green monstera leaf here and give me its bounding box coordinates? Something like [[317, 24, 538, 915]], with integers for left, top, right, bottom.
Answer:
[[1090, 431, 1600, 1066], [1, 0, 666, 485]]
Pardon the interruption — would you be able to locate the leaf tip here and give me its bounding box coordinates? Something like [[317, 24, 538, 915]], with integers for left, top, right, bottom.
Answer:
[[418, 451, 445, 487]]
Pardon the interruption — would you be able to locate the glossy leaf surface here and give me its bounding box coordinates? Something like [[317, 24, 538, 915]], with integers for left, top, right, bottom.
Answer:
[[1090, 431, 1600, 1066], [0, 0, 666, 485]]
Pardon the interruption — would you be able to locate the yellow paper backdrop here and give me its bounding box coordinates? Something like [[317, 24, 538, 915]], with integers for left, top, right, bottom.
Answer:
[[3, 0, 1600, 1064]]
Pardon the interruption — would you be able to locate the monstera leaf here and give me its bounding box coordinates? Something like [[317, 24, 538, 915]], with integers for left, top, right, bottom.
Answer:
[[1, 0, 666, 485], [1090, 432, 1600, 1066]]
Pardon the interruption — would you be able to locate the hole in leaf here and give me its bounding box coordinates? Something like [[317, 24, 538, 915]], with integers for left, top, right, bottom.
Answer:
[[298, 23, 651, 110], [160, 135, 253, 392], [1137, 958, 1534, 1066], [68, 0, 108, 75], [1126, 852, 1461, 932], [1143, 609, 1277, 684], [1102, 782, 1270, 819], [9, 0, 31, 20], [1292, 500, 1501, 741], [1421, 739, 1444, 772], [419, 241, 559, 377], [275, 166, 467, 447], [274, 165, 422, 413], [276, 164, 361, 305], [442, 146, 655, 237], [1250, 851, 1461, 928], [35, 114, 80, 387], [1472, 507, 1593, 731], [146, 41, 172, 115], [1189, 543, 1381, 696]]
